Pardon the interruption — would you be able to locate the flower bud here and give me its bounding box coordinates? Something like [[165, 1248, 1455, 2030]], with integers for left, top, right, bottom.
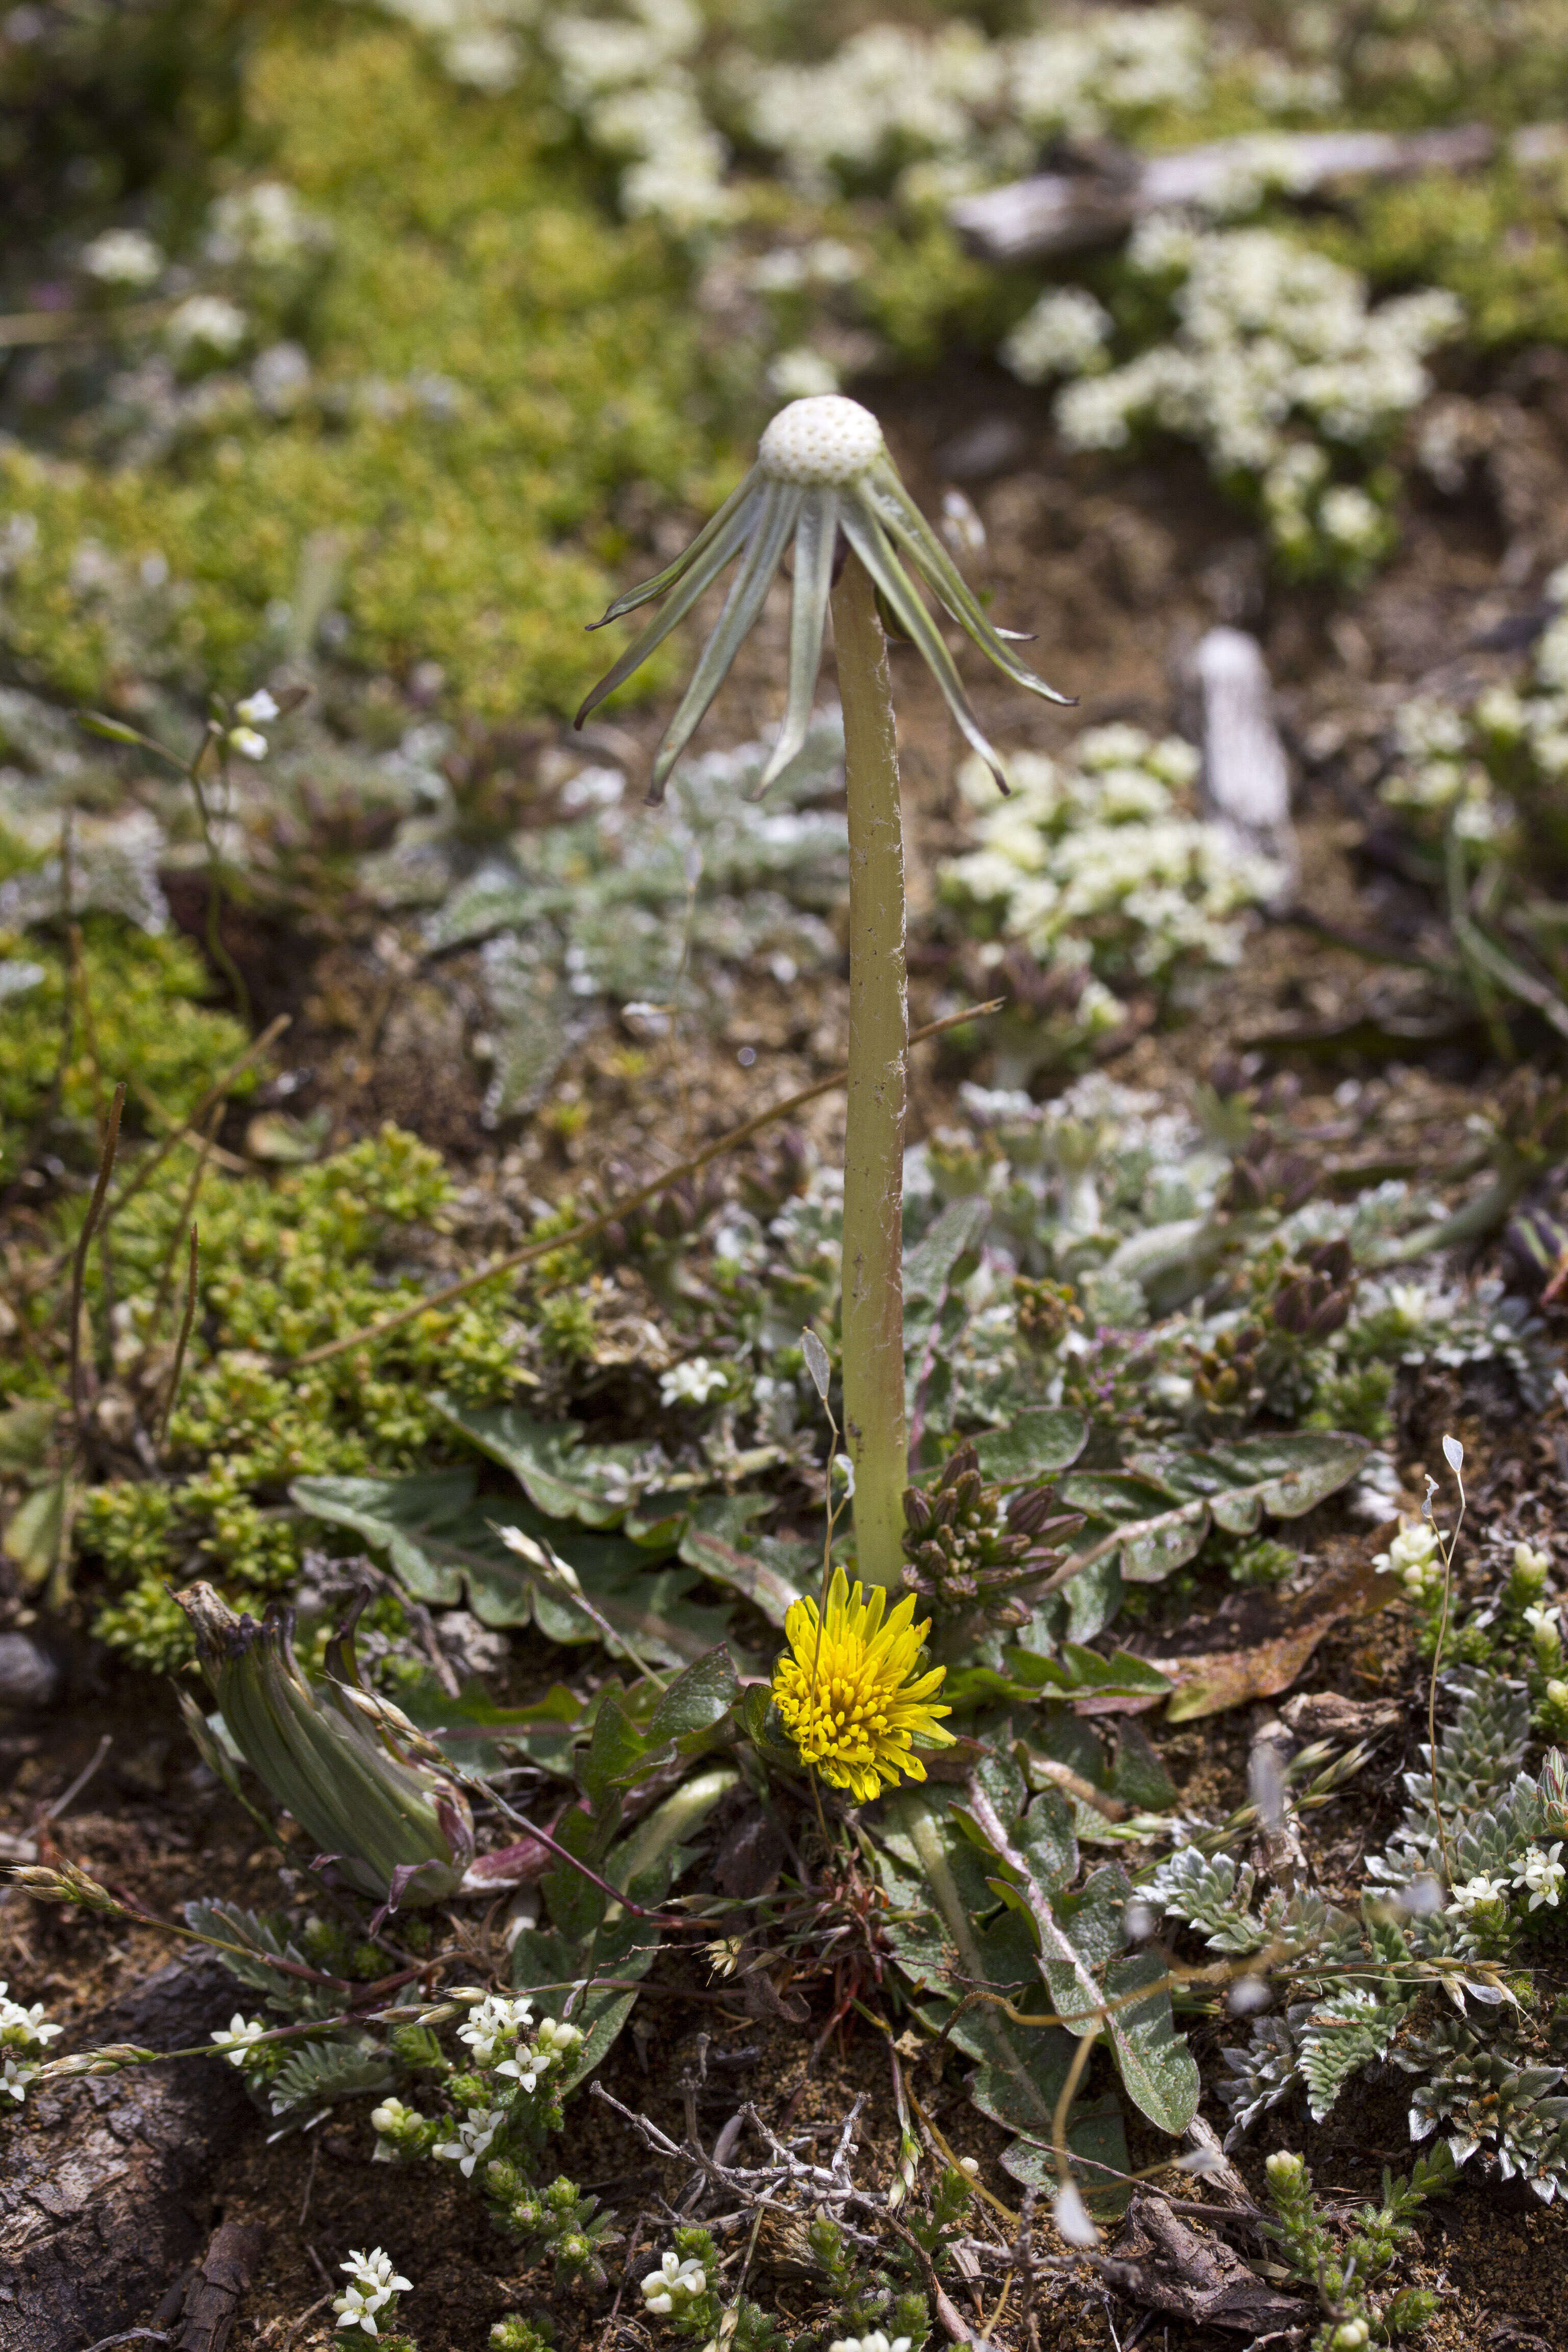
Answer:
[[176, 1581, 474, 1908], [43, 2043, 157, 2076], [13, 1862, 120, 1913], [1510, 1542, 1551, 1603]]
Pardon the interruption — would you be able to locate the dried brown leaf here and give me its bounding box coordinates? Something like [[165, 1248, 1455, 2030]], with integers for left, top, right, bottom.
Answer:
[[1139, 1553, 1401, 1723]]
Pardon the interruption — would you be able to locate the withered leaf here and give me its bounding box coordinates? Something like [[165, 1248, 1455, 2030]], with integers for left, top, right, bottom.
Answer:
[[1137, 1552, 1401, 1724], [1100, 2192, 1304, 2334]]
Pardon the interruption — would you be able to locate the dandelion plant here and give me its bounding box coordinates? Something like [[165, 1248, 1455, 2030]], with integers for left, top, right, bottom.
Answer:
[[577, 393, 1071, 1583]]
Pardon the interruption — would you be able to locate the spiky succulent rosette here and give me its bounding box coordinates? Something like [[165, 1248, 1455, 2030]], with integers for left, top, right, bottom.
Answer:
[[1400, 2015, 1568, 2199], [576, 393, 1072, 802], [178, 1581, 473, 1908], [901, 1440, 1085, 1629]]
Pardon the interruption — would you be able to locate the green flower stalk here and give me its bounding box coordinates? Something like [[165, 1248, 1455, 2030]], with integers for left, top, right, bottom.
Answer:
[[177, 1582, 474, 1908], [577, 395, 1071, 1582]]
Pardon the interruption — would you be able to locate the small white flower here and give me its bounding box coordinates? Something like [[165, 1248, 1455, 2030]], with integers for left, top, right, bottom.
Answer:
[[1523, 1603, 1562, 1641], [659, 1357, 729, 1407], [333, 2282, 386, 2335], [81, 227, 164, 287], [495, 2016, 581, 2094], [1514, 1842, 1566, 1912], [432, 2108, 504, 2176], [235, 688, 280, 725], [1374, 1515, 1444, 1597], [227, 725, 268, 761], [1514, 1541, 1552, 1582], [831, 1451, 856, 1498], [2, 2055, 38, 2103], [457, 1992, 533, 2064], [1446, 1873, 1510, 1916], [496, 2045, 553, 2094], [167, 293, 248, 355], [342, 2248, 411, 2297], [828, 2333, 912, 2352], [0, 1986, 61, 2048], [368, 2095, 422, 2159], [1318, 483, 1382, 552], [767, 346, 841, 401], [1002, 285, 1113, 384], [209, 2013, 267, 2067], [640, 2250, 708, 2313]]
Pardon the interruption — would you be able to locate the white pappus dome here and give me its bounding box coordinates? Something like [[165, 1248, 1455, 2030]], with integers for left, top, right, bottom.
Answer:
[[757, 394, 884, 486]]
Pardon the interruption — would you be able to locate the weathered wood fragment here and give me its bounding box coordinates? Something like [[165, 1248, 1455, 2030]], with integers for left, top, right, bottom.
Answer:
[[176, 2218, 266, 2352], [0, 1961, 254, 2351], [951, 120, 1531, 263]]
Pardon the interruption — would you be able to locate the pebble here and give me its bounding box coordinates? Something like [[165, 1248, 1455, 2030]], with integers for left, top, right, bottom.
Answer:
[[0, 1631, 62, 1710]]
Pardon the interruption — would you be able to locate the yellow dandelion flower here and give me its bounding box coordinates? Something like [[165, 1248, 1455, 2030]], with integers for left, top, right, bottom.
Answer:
[[771, 1567, 955, 1803]]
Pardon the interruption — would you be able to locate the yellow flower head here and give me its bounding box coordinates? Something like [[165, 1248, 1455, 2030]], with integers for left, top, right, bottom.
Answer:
[[771, 1567, 955, 1803]]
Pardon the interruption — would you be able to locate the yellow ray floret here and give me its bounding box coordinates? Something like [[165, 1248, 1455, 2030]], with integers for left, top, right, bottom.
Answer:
[[771, 1566, 955, 1803]]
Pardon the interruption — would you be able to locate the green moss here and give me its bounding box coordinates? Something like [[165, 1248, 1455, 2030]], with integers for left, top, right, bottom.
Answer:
[[2, 16, 738, 718], [60, 1123, 538, 1670], [1319, 163, 1568, 351], [0, 916, 249, 1170]]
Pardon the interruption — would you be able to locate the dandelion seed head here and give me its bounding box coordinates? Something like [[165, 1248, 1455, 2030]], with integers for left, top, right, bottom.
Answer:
[[757, 394, 884, 487]]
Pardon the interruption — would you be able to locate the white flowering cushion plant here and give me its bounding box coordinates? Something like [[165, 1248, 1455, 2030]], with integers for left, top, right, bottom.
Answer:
[[1009, 223, 1462, 580], [940, 724, 1282, 1072]]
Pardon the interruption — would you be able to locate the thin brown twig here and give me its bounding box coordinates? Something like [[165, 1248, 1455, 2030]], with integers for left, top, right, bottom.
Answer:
[[908, 2084, 1019, 2226], [275, 2291, 332, 2351], [451, 1773, 720, 1932], [158, 1224, 200, 1449], [0, 298, 174, 348], [1050, 2018, 1100, 2208], [67, 1081, 126, 1442], [127, 1070, 250, 1171], [285, 997, 1004, 1372], [188, 727, 252, 1026], [66, 921, 108, 1129], [929, 1939, 1291, 2054], [38, 1733, 113, 1825], [149, 1108, 220, 1339]]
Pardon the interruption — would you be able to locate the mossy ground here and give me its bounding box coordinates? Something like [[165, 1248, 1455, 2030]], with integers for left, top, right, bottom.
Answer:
[[3, 7, 731, 715]]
